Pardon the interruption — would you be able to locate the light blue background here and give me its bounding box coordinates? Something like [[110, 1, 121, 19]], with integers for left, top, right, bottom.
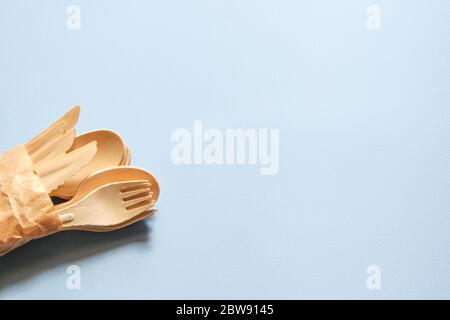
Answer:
[[0, 0, 449, 299]]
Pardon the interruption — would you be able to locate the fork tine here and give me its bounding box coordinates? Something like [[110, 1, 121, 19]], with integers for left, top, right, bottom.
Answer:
[[120, 181, 151, 192], [121, 184, 151, 195], [122, 188, 152, 199], [124, 194, 153, 208], [126, 203, 157, 216], [117, 180, 149, 192]]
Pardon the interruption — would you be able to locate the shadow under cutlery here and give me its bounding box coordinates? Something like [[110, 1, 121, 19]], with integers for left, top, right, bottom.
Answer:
[[0, 218, 153, 292]]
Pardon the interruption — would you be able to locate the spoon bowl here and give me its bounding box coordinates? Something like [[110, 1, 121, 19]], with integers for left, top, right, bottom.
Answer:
[[121, 143, 131, 165], [51, 129, 127, 199]]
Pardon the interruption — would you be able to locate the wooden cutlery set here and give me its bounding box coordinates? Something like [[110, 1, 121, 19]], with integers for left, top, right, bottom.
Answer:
[[0, 106, 160, 256]]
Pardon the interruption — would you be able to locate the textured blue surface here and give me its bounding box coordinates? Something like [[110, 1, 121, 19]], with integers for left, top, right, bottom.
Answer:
[[0, 0, 449, 299]]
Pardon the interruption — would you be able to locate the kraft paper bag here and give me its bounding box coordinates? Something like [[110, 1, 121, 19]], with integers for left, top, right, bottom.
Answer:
[[0, 145, 62, 257]]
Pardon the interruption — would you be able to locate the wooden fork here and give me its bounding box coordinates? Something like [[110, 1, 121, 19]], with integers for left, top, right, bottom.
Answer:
[[57, 180, 156, 231]]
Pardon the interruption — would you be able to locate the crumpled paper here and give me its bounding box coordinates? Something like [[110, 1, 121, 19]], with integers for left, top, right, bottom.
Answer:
[[0, 145, 62, 257]]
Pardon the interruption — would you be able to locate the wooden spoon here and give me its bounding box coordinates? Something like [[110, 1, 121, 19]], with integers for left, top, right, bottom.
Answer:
[[121, 143, 131, 165], [51, 129, 127, 199], [57, 180, 156, 232]]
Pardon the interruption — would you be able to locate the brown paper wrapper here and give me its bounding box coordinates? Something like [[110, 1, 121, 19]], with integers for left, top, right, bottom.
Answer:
[[0, 145, 62, 257]]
